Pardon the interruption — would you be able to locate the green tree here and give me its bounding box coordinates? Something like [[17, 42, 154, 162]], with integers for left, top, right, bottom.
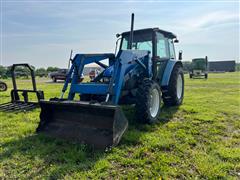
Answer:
[[182, 61, 192, 72], [35, 68, 47, 77], [13, 67, 31, 79], [0, 65, 7, 78], [47, 67, 59, 73], [236, 63, 240, 71]]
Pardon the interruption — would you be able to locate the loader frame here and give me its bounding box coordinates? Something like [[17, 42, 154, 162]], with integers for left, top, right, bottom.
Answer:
[[61, 50, 151, 105]]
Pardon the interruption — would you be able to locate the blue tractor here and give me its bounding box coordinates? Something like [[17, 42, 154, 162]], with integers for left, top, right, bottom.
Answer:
[[37, 14, 184, 148]]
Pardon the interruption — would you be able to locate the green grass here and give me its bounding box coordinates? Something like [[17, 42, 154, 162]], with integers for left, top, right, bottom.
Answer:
[[0, 73, 240, 179]]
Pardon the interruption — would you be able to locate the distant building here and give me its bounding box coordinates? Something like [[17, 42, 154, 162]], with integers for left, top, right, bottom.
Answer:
[[208, 61, 236, 72]]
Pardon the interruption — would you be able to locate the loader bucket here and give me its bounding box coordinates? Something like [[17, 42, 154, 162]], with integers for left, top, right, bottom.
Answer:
[[36, 100, 128, 149]]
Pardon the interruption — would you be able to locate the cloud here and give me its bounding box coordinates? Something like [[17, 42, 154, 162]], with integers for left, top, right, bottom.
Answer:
[[183, 11, 239, 30]]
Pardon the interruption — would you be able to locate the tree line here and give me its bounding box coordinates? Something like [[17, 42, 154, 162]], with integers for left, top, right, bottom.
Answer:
[[0, 63, 193, 78], [0, 62, 239, 78], [0, 65, 59, 78]]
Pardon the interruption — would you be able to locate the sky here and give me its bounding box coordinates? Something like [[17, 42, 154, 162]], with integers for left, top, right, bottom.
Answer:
[[0, 0, 239, 68]]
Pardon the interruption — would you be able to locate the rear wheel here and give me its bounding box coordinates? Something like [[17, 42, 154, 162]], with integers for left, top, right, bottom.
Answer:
[[163, 64, 184, 106], [0, 82, 7, 91], [135, 79, 161, 124]]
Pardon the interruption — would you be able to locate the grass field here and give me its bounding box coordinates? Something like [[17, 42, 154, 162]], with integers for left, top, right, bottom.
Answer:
[[0, 72, 240, 179]]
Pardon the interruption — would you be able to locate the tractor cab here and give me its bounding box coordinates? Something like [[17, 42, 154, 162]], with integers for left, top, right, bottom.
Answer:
[[119, 28, 181, 81]]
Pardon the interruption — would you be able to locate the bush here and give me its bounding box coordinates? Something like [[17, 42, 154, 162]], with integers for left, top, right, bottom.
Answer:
[[182, 61, 192, 72], [236, 63, 240, 71], [0, 65, 7, 78], [35, 68, 47, 77], [47, 67, 59, 73]]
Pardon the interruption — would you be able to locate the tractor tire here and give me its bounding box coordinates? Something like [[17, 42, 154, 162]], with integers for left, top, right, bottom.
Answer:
[[205, 73, 208, 79], [0, 82, 7, 91], [135, 79, 161, 124], [163, 64, 184, 106]]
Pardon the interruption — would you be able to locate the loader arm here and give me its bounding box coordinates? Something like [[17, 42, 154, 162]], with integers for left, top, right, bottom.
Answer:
[[66, 50, 151, 104], [61, 53, 114, 99]]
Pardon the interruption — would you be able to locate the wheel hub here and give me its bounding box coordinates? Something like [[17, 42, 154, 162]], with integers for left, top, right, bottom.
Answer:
[[177, 74, 183, 99], [149, 88, 160, 118]]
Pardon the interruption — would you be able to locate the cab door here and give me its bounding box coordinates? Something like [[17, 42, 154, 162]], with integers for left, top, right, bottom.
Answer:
[[152, 32, 170, 82]]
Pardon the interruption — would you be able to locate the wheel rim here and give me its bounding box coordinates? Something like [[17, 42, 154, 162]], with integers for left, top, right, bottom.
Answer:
[[149, 88, 160, 118], [177, 74, 183, 99], [0, 83, 5, 91]]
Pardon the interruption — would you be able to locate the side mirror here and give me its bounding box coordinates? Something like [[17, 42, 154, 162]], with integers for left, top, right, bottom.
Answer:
[[116, 33, 121, 38], [178, 50, 183, 60]]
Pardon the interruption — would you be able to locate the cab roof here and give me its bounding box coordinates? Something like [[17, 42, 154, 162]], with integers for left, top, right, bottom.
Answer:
[[121, 28, 177, 39]]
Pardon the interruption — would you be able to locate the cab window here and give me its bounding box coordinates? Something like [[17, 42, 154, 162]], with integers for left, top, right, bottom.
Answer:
[[156, 32, 169, 59], [169, 39, 175, 59], [121, 32, 153, 56]]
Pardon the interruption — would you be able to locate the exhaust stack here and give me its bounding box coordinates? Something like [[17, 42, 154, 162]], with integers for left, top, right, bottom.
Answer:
[[128, 13, 134, 49]]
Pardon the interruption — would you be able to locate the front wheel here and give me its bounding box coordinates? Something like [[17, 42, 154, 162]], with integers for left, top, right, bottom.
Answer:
[[163, 64, 184, 106], [135, 79, 161, 124]]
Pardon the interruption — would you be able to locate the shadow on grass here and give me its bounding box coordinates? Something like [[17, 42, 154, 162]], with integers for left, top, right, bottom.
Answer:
[[1, 104, 180, 178], [189, 77, 208, 80], [45, 80, 65, 84], [119, 104, 179, 146], [0, 134, 108, 178]]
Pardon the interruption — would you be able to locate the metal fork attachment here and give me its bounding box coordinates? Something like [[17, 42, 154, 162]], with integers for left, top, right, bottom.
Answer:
[[0, 64, 44, 112]]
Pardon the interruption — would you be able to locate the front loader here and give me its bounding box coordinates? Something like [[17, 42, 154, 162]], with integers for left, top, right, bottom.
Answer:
[[37, 14, 184, 148]]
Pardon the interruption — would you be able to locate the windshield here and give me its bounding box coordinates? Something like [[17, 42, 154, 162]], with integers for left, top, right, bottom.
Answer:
[[192, 59, 207, 69], [121, 32, 153, 55]]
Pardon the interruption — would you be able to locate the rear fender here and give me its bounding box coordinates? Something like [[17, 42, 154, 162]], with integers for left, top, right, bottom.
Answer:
[[161, 60, 182, 87]]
